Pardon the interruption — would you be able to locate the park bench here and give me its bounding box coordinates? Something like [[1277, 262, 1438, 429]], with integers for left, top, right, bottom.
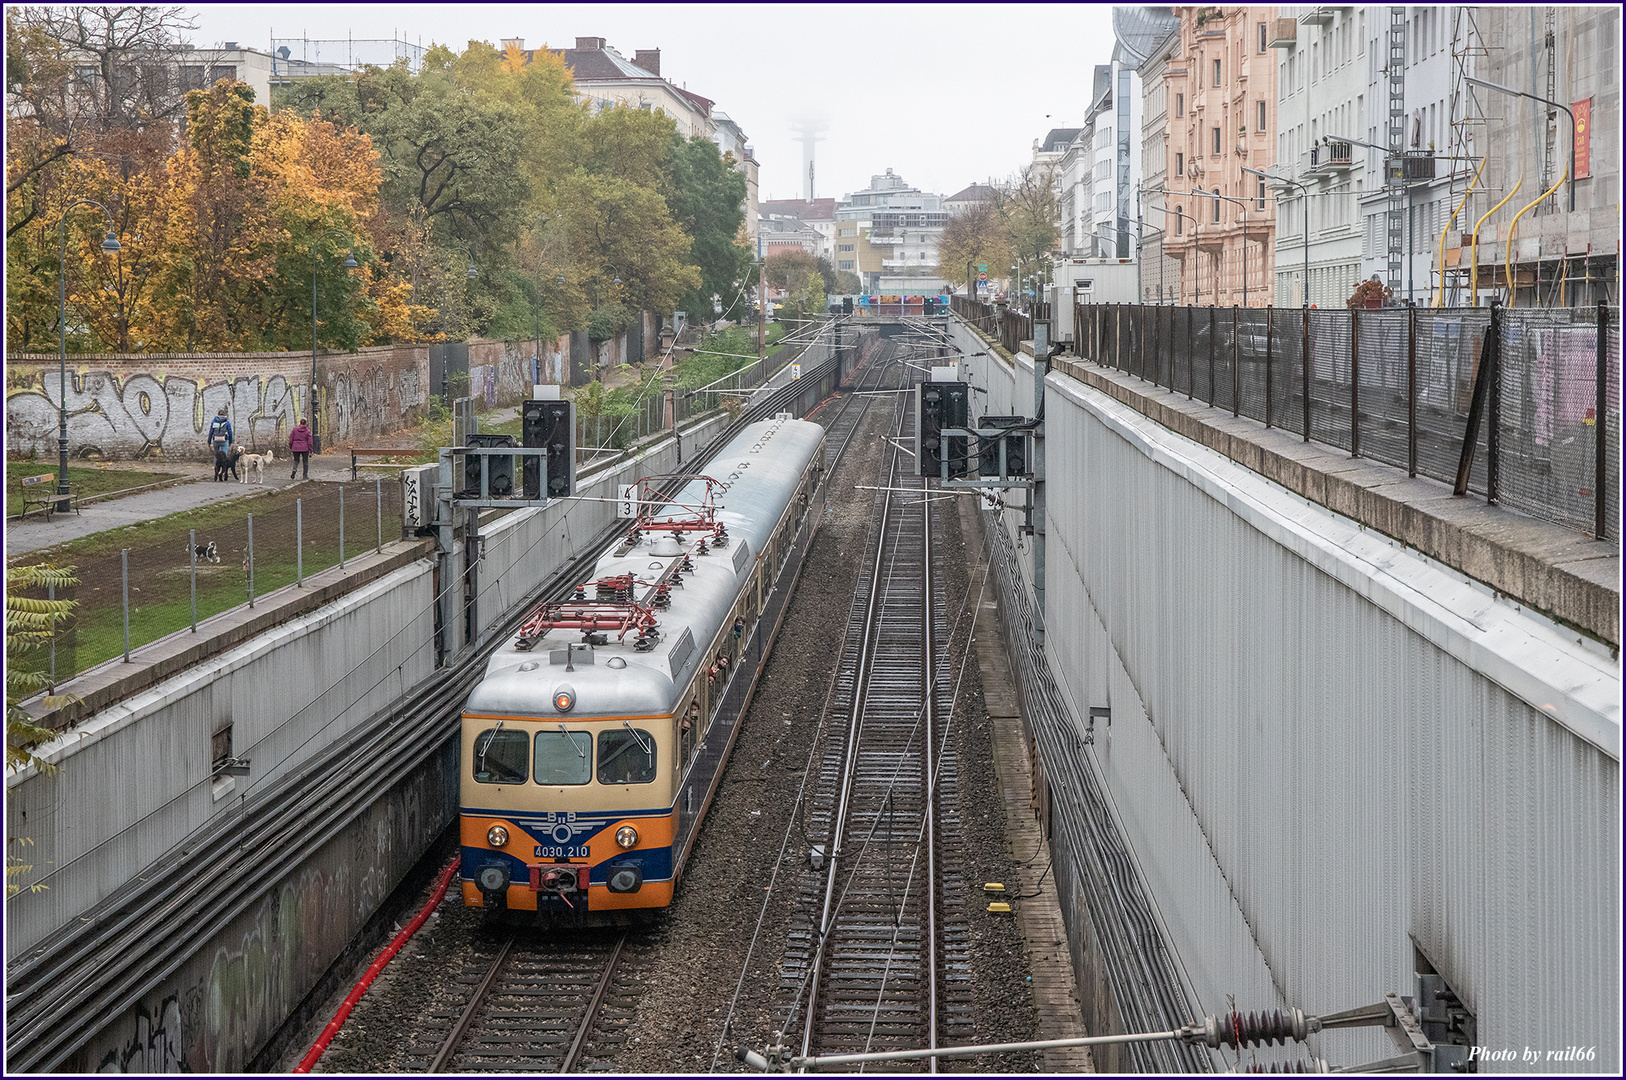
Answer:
[[350, 448, 412, 481], [17, 472, 80, 520]]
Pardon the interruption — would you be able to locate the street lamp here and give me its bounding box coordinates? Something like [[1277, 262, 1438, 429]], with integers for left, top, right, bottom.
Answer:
[[1242, 166, 1310, 308], [310, 229, 358, 454], [1153, 186, 1253, 307], [1143, 194, 1197, 304], [55, 199, 121, 511], [1463, 75, 1575, 212], [439, 249, 479, 402]]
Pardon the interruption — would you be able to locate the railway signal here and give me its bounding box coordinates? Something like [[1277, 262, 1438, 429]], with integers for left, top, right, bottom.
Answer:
[[523, 398, 576, 498], [915, 379, 970, 478]]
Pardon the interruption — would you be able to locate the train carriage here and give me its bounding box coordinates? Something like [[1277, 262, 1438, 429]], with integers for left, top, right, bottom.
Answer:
[[458, 415, 826, 918]]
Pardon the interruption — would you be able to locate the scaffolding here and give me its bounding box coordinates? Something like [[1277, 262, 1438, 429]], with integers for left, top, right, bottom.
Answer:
[[1384, 7, 1406, 295], [1436, 6, 1494, 306]]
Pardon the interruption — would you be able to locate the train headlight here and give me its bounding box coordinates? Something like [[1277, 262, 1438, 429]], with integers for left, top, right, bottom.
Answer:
[[553, 685, 575, 712], [487, 825, 509, 848], [615, 825, 639, 849]]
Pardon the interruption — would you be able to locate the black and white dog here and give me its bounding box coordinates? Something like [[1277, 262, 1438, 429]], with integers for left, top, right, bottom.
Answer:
[[191, 540, 220, 564]]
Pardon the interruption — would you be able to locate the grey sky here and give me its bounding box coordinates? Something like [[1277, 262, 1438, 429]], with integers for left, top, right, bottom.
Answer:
[[187, 2, 1119, 202]]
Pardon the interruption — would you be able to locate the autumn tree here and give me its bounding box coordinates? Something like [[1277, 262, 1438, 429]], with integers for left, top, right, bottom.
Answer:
[[992, 162, 1059, 267], [765, 249, 825, 321], [936, 200, 1013, 291]]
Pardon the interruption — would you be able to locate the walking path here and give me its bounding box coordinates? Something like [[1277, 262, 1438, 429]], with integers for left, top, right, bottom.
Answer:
[[6, 407, 525, 559]]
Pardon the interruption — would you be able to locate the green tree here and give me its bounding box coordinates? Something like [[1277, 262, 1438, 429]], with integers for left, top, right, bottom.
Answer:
[[662, 134, 750, 322]]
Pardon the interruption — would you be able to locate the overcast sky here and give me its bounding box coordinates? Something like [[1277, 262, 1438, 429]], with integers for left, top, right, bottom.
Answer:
[[187, 2, 1118, 203]]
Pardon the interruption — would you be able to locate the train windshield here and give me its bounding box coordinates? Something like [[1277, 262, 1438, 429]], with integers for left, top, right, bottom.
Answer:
[[534, 730, 592, 785], [597, 728, 657, 784], [472, 727, 528, 784]]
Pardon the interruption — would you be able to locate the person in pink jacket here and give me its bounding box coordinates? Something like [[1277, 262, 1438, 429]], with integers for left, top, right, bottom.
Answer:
[[288, 419, 314, 479]]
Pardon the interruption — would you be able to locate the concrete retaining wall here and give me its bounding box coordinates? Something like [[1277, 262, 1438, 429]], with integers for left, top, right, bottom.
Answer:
[[950, 316, 1621, 1071]]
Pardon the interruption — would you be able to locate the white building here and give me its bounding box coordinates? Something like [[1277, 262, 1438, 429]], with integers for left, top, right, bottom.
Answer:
[[1270, 6, 1371, 308], [1354, 7, 1465, 306], [836, 169, 947, 291]]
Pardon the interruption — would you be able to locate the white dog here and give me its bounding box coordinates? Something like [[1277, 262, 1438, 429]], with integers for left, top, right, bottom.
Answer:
[[236, 446, 274, 484]]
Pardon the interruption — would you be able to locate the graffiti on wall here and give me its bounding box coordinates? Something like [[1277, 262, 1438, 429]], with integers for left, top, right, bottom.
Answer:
[[96, 996, 186, 1073], [6, 353, 429, 461], [5, 371, 303, 460]]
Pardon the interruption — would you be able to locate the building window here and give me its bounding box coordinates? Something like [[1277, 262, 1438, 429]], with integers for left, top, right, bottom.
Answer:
[[839, 260, 854, 270], [1259, 21, 1268, 53], [1257, 179, 1266, 211], [1213, 58, 1221, 87], [209, 65, 237, 83], [1175, 207, 1183, 235], [1213, 191, 1221, 222], [1175, 93, 1184, 118], [1257, 99, 1266, 133], [1212, 126, 1221, 155], [1176, 152, 1184, 177]]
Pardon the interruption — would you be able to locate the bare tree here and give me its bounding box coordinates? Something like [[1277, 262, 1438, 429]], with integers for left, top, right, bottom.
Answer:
[[989, 161, 1061, 267], [6, 5, 216, 235]]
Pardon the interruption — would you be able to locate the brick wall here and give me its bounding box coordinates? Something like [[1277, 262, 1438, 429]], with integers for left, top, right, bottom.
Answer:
[[6, 345, 429, 460]]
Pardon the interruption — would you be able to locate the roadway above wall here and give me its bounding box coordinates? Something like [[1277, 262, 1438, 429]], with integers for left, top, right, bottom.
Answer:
[[1052, 356, 1620, 649], [957, 314, 1619, 649]]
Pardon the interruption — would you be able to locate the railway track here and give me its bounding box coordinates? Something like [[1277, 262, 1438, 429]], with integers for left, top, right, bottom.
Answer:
[[412, 931, 628, 1073], [776, 361, 974, 1071]]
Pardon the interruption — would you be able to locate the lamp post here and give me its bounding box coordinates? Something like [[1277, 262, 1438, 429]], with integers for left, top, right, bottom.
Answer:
[[1326, 132, 1484, 306], [56, 200, 121, 511], [310, 229, 358, 454], [440, 249, 480, 402], [1464, 75, 1575, 213], [1243, 166, 1309, 307], [1143, 195, 1195, 304]]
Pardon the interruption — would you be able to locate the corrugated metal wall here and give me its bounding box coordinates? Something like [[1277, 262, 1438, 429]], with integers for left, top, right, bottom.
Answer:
[[953, 320, 1620, 1072], [5, 567, 436, 961]]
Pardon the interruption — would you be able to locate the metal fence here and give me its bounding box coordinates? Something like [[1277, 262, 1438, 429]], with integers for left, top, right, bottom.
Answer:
[[1073, 303, 1618, 543], [951, 295, 1035, 357]]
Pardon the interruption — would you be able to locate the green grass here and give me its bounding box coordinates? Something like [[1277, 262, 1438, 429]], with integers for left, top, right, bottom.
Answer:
[[7, 462, 186, 519], [59, 544, 351, 676]]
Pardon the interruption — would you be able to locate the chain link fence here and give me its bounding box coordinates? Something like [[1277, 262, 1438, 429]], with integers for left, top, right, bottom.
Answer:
[[18, 479, 405, 682], [1074, 303, 1618, 544]]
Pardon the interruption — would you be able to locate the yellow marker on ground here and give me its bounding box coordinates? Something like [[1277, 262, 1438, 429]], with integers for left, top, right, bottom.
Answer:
[[986, 901, 1013, 913], [983, 882, 1006, 893]]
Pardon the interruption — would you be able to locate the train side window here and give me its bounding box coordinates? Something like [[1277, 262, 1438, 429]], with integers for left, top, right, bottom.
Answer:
[[598, 728, 657, 784], [534, 729, 592, 785], [473, 727, 529, 784]]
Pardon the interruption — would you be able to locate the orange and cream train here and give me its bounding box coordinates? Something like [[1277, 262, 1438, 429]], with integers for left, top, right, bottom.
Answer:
[[459, 415, 825, 918]]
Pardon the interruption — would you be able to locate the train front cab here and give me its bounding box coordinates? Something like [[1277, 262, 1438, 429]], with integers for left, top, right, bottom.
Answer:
[[459, 713, 678, 915]]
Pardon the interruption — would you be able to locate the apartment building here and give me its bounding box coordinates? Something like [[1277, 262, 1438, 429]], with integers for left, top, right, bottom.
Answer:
[[836, 169, 947, 291], [1471, 5, 1619, 305], [1140, 23, 1181, 301], [1163, 4, 1279, 306]]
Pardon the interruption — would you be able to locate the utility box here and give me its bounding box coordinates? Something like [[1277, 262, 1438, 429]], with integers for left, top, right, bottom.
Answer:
[[402, 463, 438, 534], [1049, 258, 1139, 339]]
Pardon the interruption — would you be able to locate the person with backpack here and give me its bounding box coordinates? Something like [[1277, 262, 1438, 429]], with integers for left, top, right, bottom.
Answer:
[[208, 407, 234, 481]]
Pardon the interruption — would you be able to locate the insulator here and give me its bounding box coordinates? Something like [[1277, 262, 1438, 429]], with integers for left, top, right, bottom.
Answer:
[[1243, 1062, 1320, 1073], [1200, 1008, 1311, 1049]]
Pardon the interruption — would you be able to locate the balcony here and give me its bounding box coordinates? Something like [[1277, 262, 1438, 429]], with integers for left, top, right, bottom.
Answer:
[[1401, 153, 1437, 181], [1298, 7, 1336, 26], [1267, 17, 1297, 47], [1307, 140, 1356, 175]]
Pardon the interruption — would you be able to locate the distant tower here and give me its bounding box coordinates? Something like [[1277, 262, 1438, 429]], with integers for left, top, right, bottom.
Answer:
[[790, 120, 827, 202]]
